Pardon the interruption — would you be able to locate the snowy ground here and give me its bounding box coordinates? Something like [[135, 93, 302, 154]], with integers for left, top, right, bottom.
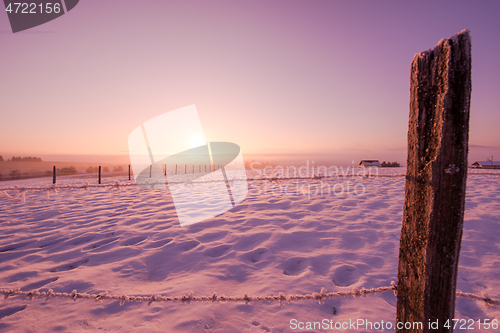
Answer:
[[0, 168, 499, 332]]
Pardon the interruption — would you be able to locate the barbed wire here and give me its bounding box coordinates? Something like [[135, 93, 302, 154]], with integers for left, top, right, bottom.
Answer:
[[0, 174, 384, 202], [456, 291, 500, 307], [1, 283, 498, 308], [0, 170, 498, 203], [0, 182, 128, 203], [1, 285, 397, 307]]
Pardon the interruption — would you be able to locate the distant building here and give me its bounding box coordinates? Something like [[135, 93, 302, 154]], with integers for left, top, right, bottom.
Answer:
[[471, 161, 500, 169], [359, 160, 381, 167]]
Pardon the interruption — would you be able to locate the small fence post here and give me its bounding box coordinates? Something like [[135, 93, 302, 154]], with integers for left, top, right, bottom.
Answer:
[[175, 165, 177, 174], [184, 164, 186, 174], [52, 166, 56, 184], [98, 166, 101, 184], [396, 30, 471, 332], [128, 165, 131, 180], [149, 165, 152, 178]]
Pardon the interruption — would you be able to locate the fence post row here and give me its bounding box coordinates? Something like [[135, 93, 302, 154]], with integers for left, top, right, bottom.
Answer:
[[396, 30, 471, 332], [129, 164, 222, 176]]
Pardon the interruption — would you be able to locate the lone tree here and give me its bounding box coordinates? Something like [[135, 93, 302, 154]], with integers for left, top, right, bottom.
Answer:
[[396, 30, 471, 332]]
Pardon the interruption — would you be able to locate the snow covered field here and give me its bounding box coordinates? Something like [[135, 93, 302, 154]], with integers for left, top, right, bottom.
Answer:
[[0, 168, 499, 332]]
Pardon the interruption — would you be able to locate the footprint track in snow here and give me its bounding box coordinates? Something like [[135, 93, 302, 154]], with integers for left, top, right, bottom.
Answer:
[[49, 258, 89, 272], [242, 248, 270, 263], [282, 257, 309, 276], [204, 245, 231, 258], [332, 264, 363, 287]]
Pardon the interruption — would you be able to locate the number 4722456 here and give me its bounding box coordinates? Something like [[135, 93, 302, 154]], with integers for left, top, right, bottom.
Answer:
[[5, 3, 61, 14]]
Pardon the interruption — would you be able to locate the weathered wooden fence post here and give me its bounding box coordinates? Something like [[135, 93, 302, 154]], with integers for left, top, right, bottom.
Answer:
[[98, 166, 102, 184], [128, 165, 131, 180], [52, 166, 56, 184], [396, 30, 471, 332]]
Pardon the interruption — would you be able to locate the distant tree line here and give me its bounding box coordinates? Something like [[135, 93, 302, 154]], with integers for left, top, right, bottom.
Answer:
[[1, 164, 127, 182], [57, 166, 77, 175], [9, 156, 43, 162], [1, 168, 54, 181], [381, 161, 401, 167], [86, 166, 124, 173]]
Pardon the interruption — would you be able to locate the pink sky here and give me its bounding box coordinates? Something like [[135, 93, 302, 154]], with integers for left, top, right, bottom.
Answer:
[[0, 1, 499, 165]]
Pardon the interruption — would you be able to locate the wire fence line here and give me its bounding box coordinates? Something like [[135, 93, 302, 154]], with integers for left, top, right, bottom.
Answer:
[[0, 174, 389, 203], [1, 283, 498, 308], [1, 170, 499, 203], [1, 285, 398, 307], [0, 182, 126, 203]]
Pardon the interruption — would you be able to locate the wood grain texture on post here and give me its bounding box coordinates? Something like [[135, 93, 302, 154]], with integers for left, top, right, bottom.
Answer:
[[396, 30, 471, 333]]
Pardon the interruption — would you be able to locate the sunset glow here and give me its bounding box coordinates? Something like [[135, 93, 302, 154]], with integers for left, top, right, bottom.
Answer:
[[1, 2, 500, 331], [189, 135, 206, 149], [1, 1, 499, 165]]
